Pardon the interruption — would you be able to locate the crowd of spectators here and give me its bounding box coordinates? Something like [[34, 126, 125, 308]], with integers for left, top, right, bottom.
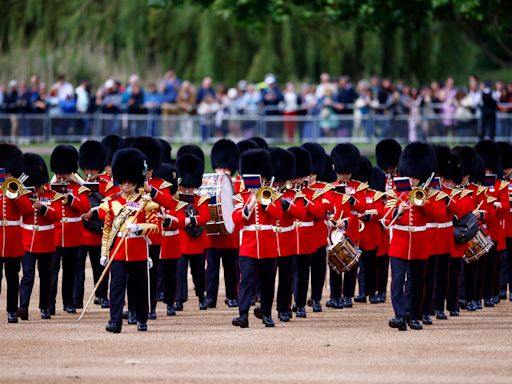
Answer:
[[1, 70, 512, 142]]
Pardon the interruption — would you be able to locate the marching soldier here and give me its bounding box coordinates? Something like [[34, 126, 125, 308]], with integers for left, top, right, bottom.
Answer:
[[49, 145, 91, 315], [101, 148, 160, 333], [100, 134, 128, 183], [18, 153, 63, 320]]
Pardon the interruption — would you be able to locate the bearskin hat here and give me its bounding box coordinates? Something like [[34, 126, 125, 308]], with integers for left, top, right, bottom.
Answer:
[[250, 136, 269, 149], [445, 154, 463, 185], [101, 135, 127, 166], [302, 142, 326, 176], [211, 139, 239, 175], [159, 139, 172, 164], [239, 149, 272, 181], [176, 154, 204, 189], [288, 146, 312, 179], [79, 140, 106, 171], [50, 144, 78, 174], [319, 156, 337, 183], [398, 142, 436, 183], [434, 145, 452, 179], [124, 136, 135, 147], [354, 156, 372, 183], [176, 144, 205, 164], [112, 148, 147, 187], [153, 163, 179, 195], [497, 141, 512, 170], [475, 140, 501, 174], [376, 139, 402, 172], [452, 146, 476, 177], [130, 136, 163, 171], [22, 153, 49, 187], [236, 139, 259, 155], [370, 166, 386, 192], [270, 148, 295, 183], [0, 143, 23, 177], [470, 155, 486, 184], [331, 143, 360, 174]]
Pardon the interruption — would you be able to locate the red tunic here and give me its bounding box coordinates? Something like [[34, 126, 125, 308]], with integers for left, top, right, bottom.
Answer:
[[451, 188, 478, 258], [307, 181, 333, 250], [1, 189, 34, 257], [147, 177, 174, 247], [425, 189, 450, 256], [160, 200, 187, 259], [358, 189, 385, 252], [178, 194, 210, 255], [274, 189, 306, 257], [505, 180, 512, 238], [294, 187, 325, 255], [486, 180, 510, 251]]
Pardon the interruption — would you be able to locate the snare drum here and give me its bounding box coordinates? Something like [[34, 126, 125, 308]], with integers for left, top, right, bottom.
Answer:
[[463, 227, 493, 263], [198, 173, 235, 234], [327, 229, 361, 274]]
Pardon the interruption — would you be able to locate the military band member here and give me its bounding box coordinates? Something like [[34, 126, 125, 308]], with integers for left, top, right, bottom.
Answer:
[[101, 148, 160, 333], [100, 134, 128, 182]]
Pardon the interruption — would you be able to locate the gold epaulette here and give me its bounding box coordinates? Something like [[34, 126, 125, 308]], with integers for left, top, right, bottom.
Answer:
[[160, 181, 172, 189], [373, 191, 385, 201], [487, 196, 497, 203], [51, 192, 65, 202], [175, 200, 188, 211], [239, 179, 245, 193], [19, 188, 32, 197], [450, 188, 462, 198], [78, 186, 90, 195], [477, 185, 487, 195], [99, 200, 110, 213], [198, 194, 210, 206], [499, 180, 508, 191], [386, 190, 398, 199], [342, 194, 352, 205], [233, 194, 244, 204], [312, 183, 334, 200], [145, 201, 160, 211], [436, 191, 448, 201], [428, 189, 439, 198], [104, 181, 114, 192], [356, 182, 369, 192], [460, 189, 473, 198]]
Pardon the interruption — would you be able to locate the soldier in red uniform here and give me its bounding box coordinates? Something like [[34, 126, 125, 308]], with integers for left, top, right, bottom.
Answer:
[[206, 139, 240, 308], [0, 144, 33, 323], [232, 149, 283, 328], [49, 145, 91, 315], [100, 134, 128, 185], [18, 153, 63, 320], [101, 148, 160, 333], [387, 142, 436, 331]]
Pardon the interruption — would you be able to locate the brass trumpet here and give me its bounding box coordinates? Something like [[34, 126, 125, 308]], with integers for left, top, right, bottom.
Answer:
[[408, 187, 428, 207], [255, 186, 280, 206], [1, 174, 28, 199]]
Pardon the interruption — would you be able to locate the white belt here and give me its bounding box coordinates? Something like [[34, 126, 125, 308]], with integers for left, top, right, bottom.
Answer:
[[275, 225, 295, 233], [162, 229, 180, 237], [438, 221, 453, 229], [116, 231, 143, 238], [295, 221, 314, 228], [244, 224, 274, 231], [426, 223, 437, 229], [0, 220, 22, 227], [21, 223, 54, 231], [393, 225, 427, 233], [61, 217, 82, 223]]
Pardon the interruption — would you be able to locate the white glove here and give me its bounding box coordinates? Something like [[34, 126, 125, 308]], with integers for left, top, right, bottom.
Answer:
[[148, 258, 154, 269], [126, 223, 140, 233], [494, 202, 502, 209], [100, 256, 108, 267]]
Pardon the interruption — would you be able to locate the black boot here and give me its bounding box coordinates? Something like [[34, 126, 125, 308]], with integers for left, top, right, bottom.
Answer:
[[262, 316, 275, 327], [312, 300, 322, 312], [296, 307, 306, 318], [41, 309, 51, 319], [7, 312, 18, 323], [148, 309, 157, 320], [17, 307, 28, 321], [127, 310, 137, 325], [278, 312, 290, 322], [106, 321, 121, 333], [388, 317, 407, 331], [232, 314, 249, 328], [167, 305, 176, 316], [137, 322, 148, 331], [422, 315, 433, 325]]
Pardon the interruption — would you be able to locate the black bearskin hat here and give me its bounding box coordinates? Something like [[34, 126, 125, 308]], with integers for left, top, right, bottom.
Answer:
[[445, 154, 463, 185], [153, 163, 179, 195], [101, 135, 127, 166], [0, 143, 23, 177], [112, 148, 147, 187], [475, 140, 501, 174], [398, 142, 436, 183], [130, 136, 163, 171], [470, 155, 486, 184], [124, 136, 135, 147], [159, 139, 172, 164], [497, 141, 512, 170], [331, 143, 360, 174], [50, 144, 78, 174], [239, 149, 272, 181], [270, 148, 295, 183], [236, 139, 259, 155], [176, 154, 204, 189], [376, 139, 402, 172], [319, 156, 337, 183], [250, 136, 269, 149], [302, 142, 326, 176], [211, 139, 239, 175], [370, 166, 386, 192], [435, 145, 452, 179], [23, 153, 49, 187], [288, 146, 312, 179], [452, 146, 476, 177], [79, 140, 106, 171], [354, 156, 372, 183], [176, 144, 205, 164]]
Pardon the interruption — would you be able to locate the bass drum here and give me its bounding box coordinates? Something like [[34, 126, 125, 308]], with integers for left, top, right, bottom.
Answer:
[[327, 229, 361, 274], [198, 173, 235, 234]]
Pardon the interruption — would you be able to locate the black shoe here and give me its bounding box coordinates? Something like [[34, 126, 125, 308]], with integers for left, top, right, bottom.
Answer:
[[122, 309, 129, 319], [148, 310, 157, 320], [100, 298, 110, 309], [377, 293, 386, 303], [94, 297, 101, 305], [422, 315, 433, 325], [449, 310, 460, 317], [232, 314, 249, 328], [499, 290, 507, 300], [225, 299, 238, 308], [484, 299, 494, 307], [343, 297, 353, 308], [492, 296, 500, 305], [296, 307, 306, 318], [199, 298, 208, 310], [408, 319, 423, 330], [253, 307, 263, 319], [75, 302, 84, 309], [312, 300, 322, 312], [17, 307, 28, 321], [206, 298, 217, 309], [262, 316, 275, 327], [63, 305, 76, 314], [137, 322, 147, 331], [388, 317, 407, 331], [326, 299, 338, 308], [307, 298, 313, 307], [354, 294, 367, 303], [466, 301, 476, 311], [278, 312, 290, 322], [291, 303, 297, 312], [435, 311, 448, 320], [475, 300, 483, 310], [41, 309, 51, 320], [369, 294, 380, 304], [8, 312, 18, 323], [167, 305, 176, 316], [459, 300, 467, 310], [175, 301, 184, 311], [158, 292, 165, 302], [127, 311, 137, 325], [106, 321, 121, 333]]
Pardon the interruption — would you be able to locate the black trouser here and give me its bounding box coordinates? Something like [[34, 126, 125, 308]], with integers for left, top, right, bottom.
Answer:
[[376, 255, 389, 296], [277, 256, 294, 313], [0, 257, 22, 313], [360, 249, 377, 297], [238, 256, 277, 317], [176, 253, 206, 302], [422, 255, 436, 316], [74, 245, 108, 306], [357, 258, 366, 297], [507, 238, 512, 292], [329, 267, 342, 299], [432, 253, 450, 312], [391, 257, 426, 321], [293, 253, 312, 307], [109, 260, 148, 327], [19, 252, 53, 310], [483, 244, 498, 300], [465, 256, 485, 302], [206, 248, 239, 304], [50, 247, 79, 309], [160, 259, 178, 305], [493, 250, 504, 298], [310, 246, 327, 301], [148, 245, 160, 311], [447, 258, 463, 312]]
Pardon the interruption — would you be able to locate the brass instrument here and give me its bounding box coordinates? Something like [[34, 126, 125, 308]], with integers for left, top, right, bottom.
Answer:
[[359, 219, 365, 232], [255, 186, 279, 206], [1, 174, 28, 199], [408, 187, 428, 207]]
